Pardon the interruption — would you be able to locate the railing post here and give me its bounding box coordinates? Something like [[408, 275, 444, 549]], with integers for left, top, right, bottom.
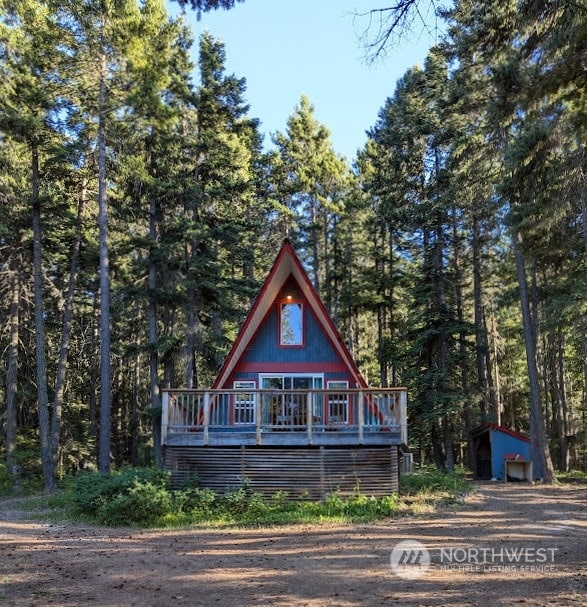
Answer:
[[203, 391, 210, 446], [256, 391, 262, 445], [358, 390, 364, 444], [400, 390, 408, 445], [307, 391, 313, 445], [161, 391, 169, 446]]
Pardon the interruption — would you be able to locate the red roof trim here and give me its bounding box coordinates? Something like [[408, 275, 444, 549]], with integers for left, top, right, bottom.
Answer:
[[231, 362, 350, 374], [212, 241, 290, 388], [284, 241, 368, 389], [486, 422, 531, 443], [213, 239, 368, 390]]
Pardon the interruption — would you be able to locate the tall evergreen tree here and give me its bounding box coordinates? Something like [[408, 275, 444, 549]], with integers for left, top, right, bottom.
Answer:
[[273, 95, 349, 296], [182, 31, 262, 387], [0, 0, 70, 490], [112, 0, 197, 464]]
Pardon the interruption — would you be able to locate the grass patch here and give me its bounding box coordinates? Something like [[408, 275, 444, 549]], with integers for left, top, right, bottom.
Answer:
[[398, 465, 473, 513]]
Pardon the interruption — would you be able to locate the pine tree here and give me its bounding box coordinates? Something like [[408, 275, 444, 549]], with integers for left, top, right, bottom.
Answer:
[[181, 31, 263, 387], [272, 95, 349, 296], [111, 0, 197, 464], [0, 0, 71, 490]]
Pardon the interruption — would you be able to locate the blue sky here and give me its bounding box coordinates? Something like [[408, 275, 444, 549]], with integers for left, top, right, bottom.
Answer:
[[179, 0, 442, 161]]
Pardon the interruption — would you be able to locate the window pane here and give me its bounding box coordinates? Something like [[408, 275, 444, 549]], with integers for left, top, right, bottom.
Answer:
[[233, 381, 255, 425], [262, 377, 283, 390], [293, 377, 311, 389], [280, 303, 303, 345]]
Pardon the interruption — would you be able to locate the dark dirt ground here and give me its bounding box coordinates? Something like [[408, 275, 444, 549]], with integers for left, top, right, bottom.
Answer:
[[1, 482, 586, 606]]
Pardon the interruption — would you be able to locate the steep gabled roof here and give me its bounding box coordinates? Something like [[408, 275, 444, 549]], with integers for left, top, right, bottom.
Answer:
[[213, 239, 368, 389]]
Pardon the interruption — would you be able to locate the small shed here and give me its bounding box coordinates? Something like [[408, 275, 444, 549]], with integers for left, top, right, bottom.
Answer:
[[470, 422, 540, 482]]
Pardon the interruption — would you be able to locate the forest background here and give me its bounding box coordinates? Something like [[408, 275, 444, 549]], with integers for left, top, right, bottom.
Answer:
[[0, 0, 585, 491]]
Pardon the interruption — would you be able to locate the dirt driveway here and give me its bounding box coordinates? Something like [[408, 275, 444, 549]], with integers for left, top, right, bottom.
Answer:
[[1, 483, 586, 607]]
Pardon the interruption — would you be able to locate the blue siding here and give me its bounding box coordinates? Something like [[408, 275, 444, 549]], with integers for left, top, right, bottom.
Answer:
[[244, 305, 341, 364], [490, 429, 541, 479], [233, 372, 258, 383]]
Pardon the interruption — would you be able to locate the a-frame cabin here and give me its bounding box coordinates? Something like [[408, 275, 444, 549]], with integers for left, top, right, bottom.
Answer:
[[162, 240, 407, 499]]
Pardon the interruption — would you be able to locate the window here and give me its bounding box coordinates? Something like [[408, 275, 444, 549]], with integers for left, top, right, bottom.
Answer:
[[260, 375, 323, 390], [327, 381, 349, 424], [233, 381, 255, 425], [260, 374, 324, 426], [279, 301, 303, 346]]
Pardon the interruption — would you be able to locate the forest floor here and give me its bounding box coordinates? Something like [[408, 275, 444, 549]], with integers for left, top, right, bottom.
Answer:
[[0, 482, 586, 607]]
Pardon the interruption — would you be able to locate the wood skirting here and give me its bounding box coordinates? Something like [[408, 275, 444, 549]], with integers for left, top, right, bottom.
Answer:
[[164, 445, 399, 499]]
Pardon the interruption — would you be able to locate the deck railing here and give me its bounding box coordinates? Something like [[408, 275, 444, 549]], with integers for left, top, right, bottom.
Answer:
[[161, 388, 407, 446]]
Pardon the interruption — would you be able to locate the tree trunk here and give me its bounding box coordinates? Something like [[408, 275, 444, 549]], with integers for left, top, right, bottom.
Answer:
[[431, 421, 445, 469], [555, 330, 570, 471], [185, 287, 200, 389], [388, 224, 397, 385], [453, 209, 473, 468], [5, 258, 21, 478], [97, 54, 112, 473], [375, 222, 388, 387], [131, 340, 140, 467], [88, 293, 100, 444], [184, 167, 201, 389], [489, 312, 504, 425], [512, 234, 555, 483], [323, 215, 333, 316], [148, 168, 163, 467], [472, 214, 492, 419], [51, 178, 86, 467], [581, 197, 587, 257], [31, 144, 56, 491], [444, 417, 455, 472]]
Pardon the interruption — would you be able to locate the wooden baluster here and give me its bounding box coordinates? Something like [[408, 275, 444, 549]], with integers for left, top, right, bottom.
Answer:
[[203, 392, 210, 446], [256, 391, 262, 445]]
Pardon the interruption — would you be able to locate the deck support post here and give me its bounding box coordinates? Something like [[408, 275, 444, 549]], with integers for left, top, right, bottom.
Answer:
[[161, 391, 169, 446], [358, 391, 364, 444], [320, 446, 325, 500], [307, 391, 313, 445], [400, 391, 408, 444]]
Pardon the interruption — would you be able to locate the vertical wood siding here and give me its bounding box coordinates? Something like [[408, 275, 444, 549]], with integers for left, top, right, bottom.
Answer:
[[242, 304, 341, 365]]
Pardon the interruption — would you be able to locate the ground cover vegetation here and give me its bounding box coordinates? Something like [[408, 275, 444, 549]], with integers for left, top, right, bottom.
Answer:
[[42, 466, 472, 527], [0, 0, 585, 493]]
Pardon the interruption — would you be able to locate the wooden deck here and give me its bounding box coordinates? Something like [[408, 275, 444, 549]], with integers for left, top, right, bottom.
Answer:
[[161, 388, 407, 447]]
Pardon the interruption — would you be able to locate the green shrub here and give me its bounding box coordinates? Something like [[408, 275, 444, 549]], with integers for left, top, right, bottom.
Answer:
[[174, 487, 218, 517], [220, 481, 257, 516], [71, 468, 173, 526], [96, 479, 173, 526]]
